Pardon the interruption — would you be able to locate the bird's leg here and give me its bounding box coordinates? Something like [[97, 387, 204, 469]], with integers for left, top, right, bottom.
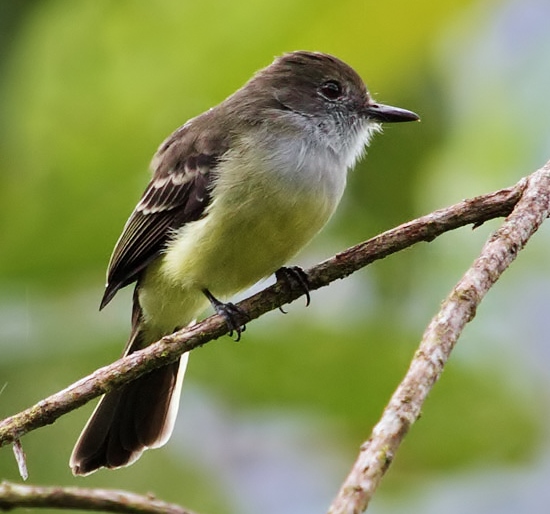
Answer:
[[202, 289, 249, 341], [275, 266, 311, 313]]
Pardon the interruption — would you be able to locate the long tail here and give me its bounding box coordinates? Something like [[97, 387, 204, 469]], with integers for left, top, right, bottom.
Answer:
[[70, 294, 188, 476]]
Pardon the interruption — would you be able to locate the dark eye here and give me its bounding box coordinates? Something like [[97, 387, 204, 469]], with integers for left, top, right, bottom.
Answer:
[[319, 80, 343, 100]]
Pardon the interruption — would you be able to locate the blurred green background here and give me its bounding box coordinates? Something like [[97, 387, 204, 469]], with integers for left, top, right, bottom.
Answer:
[[1, 1, 550, 513]]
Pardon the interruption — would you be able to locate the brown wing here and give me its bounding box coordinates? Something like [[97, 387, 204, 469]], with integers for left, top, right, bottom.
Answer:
[[100, 122, 227, 309]]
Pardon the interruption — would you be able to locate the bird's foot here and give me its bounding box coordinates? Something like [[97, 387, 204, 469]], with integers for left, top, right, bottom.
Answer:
[[275, 266, 311, 313], [203, 289, 249, 341]]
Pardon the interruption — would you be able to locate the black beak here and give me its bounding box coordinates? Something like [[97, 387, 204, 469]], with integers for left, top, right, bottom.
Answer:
[[364, 102, 420, 123]]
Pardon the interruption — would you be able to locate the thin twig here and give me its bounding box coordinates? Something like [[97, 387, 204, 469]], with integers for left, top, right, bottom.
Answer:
[[11, 441, 27, 481], [327, 161, 550, 514], [0, 171, 528, 450], [0, 481, 195, 514]]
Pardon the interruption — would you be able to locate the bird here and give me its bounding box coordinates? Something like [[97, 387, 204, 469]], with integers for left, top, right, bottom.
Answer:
[[70, 50, 419, 475]]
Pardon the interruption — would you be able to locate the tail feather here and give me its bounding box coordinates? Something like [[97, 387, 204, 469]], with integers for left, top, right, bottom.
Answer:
[[70, 355, 188, 475], [71, 284, 191, 475]]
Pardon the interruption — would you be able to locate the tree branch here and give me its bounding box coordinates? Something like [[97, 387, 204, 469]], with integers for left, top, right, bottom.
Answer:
[[0, 162, 548, 513], [0, 165, 533, 451], [327, 161, 550, 514], [0, 481, 195, 514]]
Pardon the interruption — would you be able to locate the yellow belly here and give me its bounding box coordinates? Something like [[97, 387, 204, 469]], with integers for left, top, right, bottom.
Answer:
[[139, 147, 345, 332]]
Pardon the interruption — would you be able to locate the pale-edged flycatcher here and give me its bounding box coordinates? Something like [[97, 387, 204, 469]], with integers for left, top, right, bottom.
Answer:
[[70, 51, 419, 475]]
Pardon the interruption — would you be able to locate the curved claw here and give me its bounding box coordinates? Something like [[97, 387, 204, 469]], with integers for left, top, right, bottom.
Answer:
[[275, 266, 311, 308], [203, 290, 250, 341]]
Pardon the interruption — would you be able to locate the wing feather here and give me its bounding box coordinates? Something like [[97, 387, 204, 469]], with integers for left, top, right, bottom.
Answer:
[[100, 121, 226, 309]]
